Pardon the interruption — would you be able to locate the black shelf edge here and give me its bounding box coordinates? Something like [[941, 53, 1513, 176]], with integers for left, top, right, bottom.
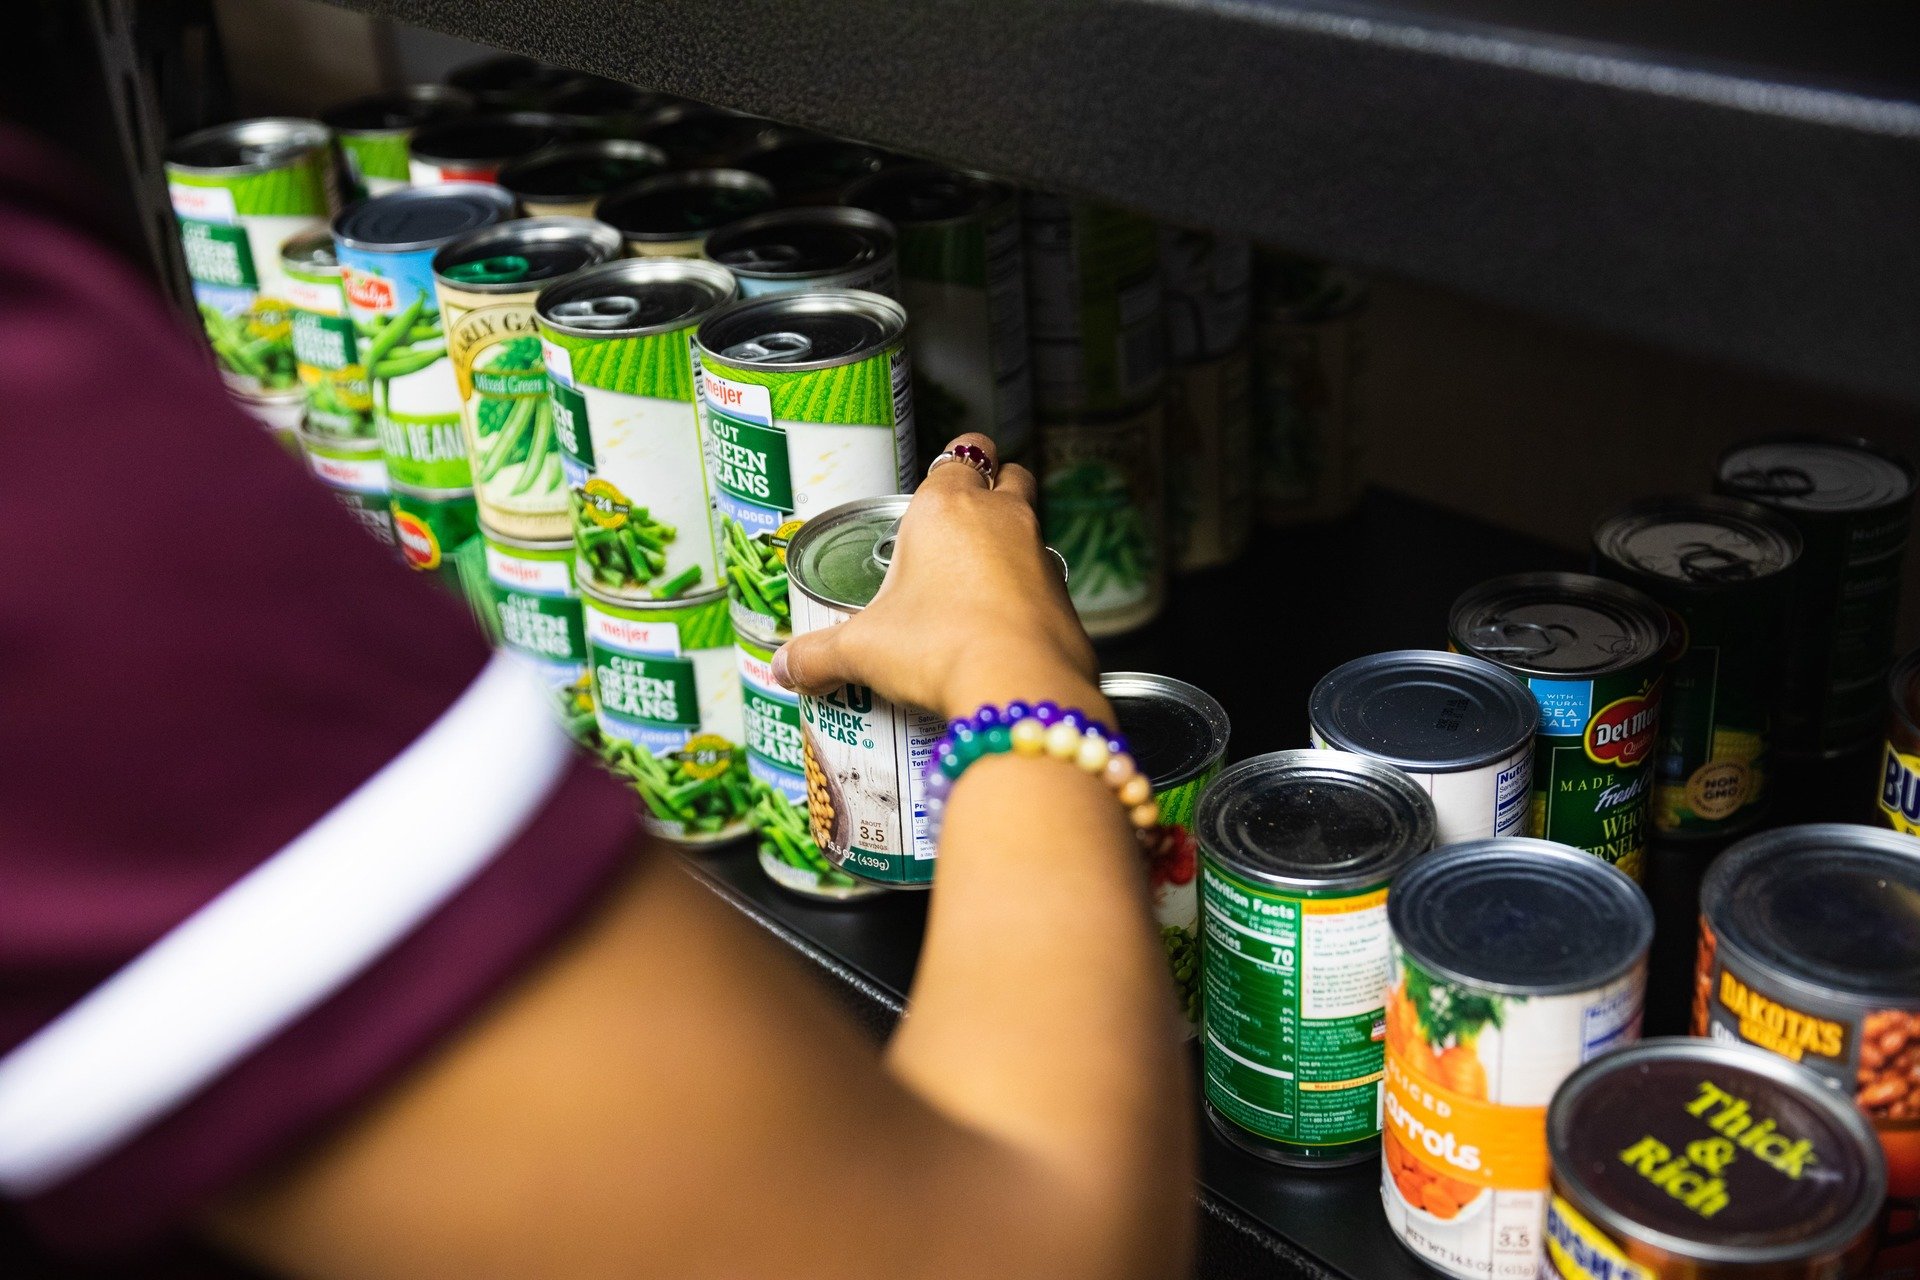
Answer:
[[325, 0, 1920, 406]]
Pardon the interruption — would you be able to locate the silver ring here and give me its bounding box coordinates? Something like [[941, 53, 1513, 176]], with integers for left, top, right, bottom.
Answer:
[[926, 447, 995, 488]]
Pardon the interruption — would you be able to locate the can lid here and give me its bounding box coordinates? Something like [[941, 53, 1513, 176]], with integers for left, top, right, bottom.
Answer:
[[596, 169, 778, 241], [1549, 1039, 1885, 1266], [534, 257, 737, 338], [1717, 435, 1915, 514], [1195, 750, 1435, 892], [320, 84, 473, 133], [697, 289, 907, 371], [332, 183, 516, 252], [1593, 495, 1802, 587], [731, 138, 888, 202], [1389, 838, 1652, 994], [703, 208, 895, 281], [786, 495, 914, 612], [280, 226, 339, 274], [433, 217, 623, 289], [497, 139, 668, 200], [1102, 672, 1231, 791], [843, 163, 1012, 226], [166, 117, 331, 173], [409, 112, 573, 164], [1309, 650, 1535, 773], [1449, 572, 1668, 679], [1701, 823, 1920, 1007], [635, 105, 786, 164]]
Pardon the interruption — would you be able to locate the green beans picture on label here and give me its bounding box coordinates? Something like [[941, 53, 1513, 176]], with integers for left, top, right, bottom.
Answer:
[[1041, 400, 1168, 639]]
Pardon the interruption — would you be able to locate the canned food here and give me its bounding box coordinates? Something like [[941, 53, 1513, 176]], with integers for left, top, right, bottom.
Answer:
[[166, 118, 335, 399], [1162, 227, 1254, 572], [844, 164, 1033, 458], [432, 218, 623, 540], [407, 112, 575, 185], [481, 524, 594, 739], [737, 631, 882, 902], [1309, 650, 1536, 844], [1023, 194, 1165, 418], [297, 429, 395, 546], [596, 169, 778, 258], [332, 184, 516, 491], [1592, 496, 1802, 838], [536, 258, 739, 603], [389, 483, 481, 588], [697, 290, 916, 640], [727, 135, 888, 206], [1546, 1040, 1885, 1280], [444, 55, 570, 110], [1716, 435, 1916, 758], [1384, 839, 1653, 1280], [1251, 250, 1367, 524], [634, 104, 787, 167], [496, 139, 669, 217], [538, 76, 669, 133], [281, 228, 372, 440], [1693, 823, 1920, 1199], [702, 207, 900, 299], [231, 388, 307, 445], [786, 496, 946, 888], [1041, 400, 1168, 638], [1103, 671, 1232, 1034], [322, 85, 474, 200], [1879, 646, 1920, 834], [1199, 750, 1436, 1165], [1450, 573, 1669, 881], [583, 585, 747, 844]]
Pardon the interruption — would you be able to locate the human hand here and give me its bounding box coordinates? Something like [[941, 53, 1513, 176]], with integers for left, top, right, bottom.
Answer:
[[772, 433, 1106, 721]]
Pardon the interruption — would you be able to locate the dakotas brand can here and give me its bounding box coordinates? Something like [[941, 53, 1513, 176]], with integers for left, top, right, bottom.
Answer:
[[1716, 435, 1916, 758], [536, 258, 739, 603], [786, 496, 946, 888], [702, 207, 900, 300], [583, 585, 747, 844], [1041, 401, 1168, 638], [1384, 839, 1652, 1280], [697, 290, 916, 641], [322, 85, 474, 200], [1310, 650, 1536, 845], [1251, 250, 1367, 524], [596, 169, 778, 258], [1199, 751, 1436, 1165], [633, 104, 787, 167], [297, 428, 395, 546], [1450, 573, 1669, 882], [737, 631, 882, 902], [1878, 646, 1920, 834], [407, 112, 575, 185], [432, 218, 623, 540], [332, 183, 516, 490], [1693, 823, 1920, 1200], [1023, 194, 1165, 418], [497, 139, 669, 217], [727, 135, 888, 206], [1592, 496, 1802, 838], [167, 118, 334, 400], [1546, 1040, 1886, 1280], [445, 55, 570, 110], [281, 227, 373, 441], [844, 164, 1033, 458], [1163, 225, 1254, 572], [1104, 671, 1233, 1035]]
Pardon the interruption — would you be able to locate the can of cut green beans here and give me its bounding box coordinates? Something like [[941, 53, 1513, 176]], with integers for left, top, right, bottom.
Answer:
[[1251, 250, 1368, 525], [596, 169, 778, 259], [1162, 227, 1253, 571], [1592, 496, 1802, 838], [536, 258, 739, 604], [702, 207, 900, 300], [298, 429, 395, 546], [432, 218, 623, 541], [727, 135, 888, 206], [1041, 400, 1168, 638], [787, 495, 947, 888], [583, 584, 747, 844], [633, 104, 788, 168], [697, 290, 916, 642], [1715, 435, 1916, 758], [333, 183, 516, 491], [482, 524, 595, 739], [167, 118, 335, 401], [737, 630, 883, 902], [496, 139, 669, 218], [1199, 750, 1437, 1166], [1449, 573, 1669, 882], [1104, 672, 1232, 1036], [1023, 193, 1165, 419], [281, 228, 373, 441], [407, 112, 576, 185], [322, 84, 474, 201], [844, 165, 1032, 459]]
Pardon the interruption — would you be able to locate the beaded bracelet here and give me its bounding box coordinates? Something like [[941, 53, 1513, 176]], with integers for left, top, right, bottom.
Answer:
[[921, 701, 1157, 844]]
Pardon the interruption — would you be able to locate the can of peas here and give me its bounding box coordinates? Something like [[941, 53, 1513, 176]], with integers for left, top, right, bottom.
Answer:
[[583, 584, 748, 844], [298, 429, 395, 547]]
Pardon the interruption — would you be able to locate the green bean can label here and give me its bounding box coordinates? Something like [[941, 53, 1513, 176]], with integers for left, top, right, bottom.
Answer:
[[337, 133, 412, 200], [485, 536, 587, 691], [1145, 761, 1219, 1035], [1168, 345, 1254, 573], [701, 352, 916, 640], [169, 163, 330, 399], [285, 266, 372, 440], [1521, 671, 1663, 882], [1023, 196, 1165, 417], [1041, 401, 1168, 639], [443, 289, 565, 541], [1201, 864, 1391, 1157], [336, 246, 469, 491], [299, 435, 396, 547], [541, 331, 723, 603]]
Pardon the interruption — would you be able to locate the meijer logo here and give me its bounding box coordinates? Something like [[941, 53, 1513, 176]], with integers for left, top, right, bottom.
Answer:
[[703, 371, 747, 409], [345, 269, 396, 312], [1585, 692, 1660, 767]]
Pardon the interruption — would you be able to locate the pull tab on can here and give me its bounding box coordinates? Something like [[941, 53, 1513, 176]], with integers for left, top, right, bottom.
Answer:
[[551, 295, 643, 329], [723, 330, 813, 363]]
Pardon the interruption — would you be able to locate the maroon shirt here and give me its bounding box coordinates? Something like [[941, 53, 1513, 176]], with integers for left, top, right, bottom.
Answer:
[[0, 125, 638, 1262]]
